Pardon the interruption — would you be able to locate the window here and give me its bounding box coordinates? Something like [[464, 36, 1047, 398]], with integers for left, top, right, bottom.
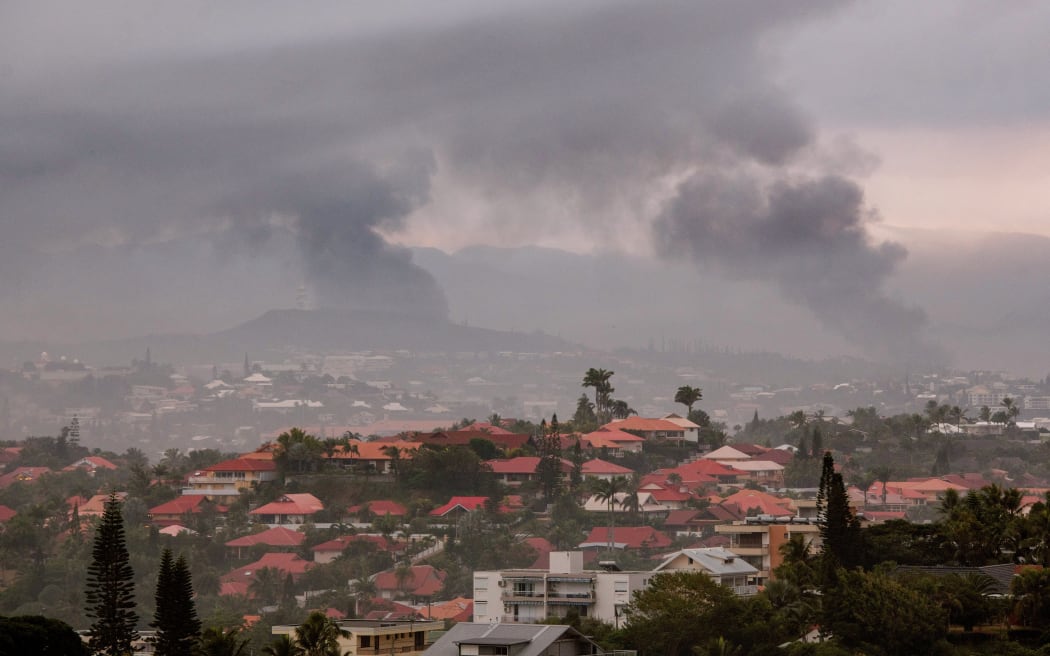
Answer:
[[614, 580, 628, 593], [475, 577, 488, 592], [475, 601, 487, 616], [360, 636, 372, 648]]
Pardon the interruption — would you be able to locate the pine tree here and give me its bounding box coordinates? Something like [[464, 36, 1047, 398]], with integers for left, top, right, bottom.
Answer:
[[536, 415, 565, 504], [817, 452, 860, 570], [85, 493, 139, 656], [152, 549, 201, 656]]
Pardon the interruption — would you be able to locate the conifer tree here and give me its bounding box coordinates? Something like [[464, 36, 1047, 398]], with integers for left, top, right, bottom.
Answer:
[[85, 493, 139, 656], [152, 549, 201, 656], [816, 452, 860, 570]]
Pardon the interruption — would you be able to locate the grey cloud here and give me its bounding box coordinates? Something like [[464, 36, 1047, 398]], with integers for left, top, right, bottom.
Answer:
[[0, 0, 942, 354], [653, 173, 937, 362]]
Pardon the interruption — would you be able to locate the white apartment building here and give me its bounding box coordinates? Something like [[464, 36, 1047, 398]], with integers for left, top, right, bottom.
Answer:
[[473, 552, 650, 628]]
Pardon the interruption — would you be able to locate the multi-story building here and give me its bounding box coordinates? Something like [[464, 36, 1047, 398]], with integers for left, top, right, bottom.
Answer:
[[183, 457, 278, 502], [473, 552, 650, 628], [714, 518, 821, 584], [652, 547, 759, 596]]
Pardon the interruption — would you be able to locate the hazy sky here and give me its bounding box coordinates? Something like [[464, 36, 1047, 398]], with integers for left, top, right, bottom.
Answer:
[[1, 1, 1047, 358]]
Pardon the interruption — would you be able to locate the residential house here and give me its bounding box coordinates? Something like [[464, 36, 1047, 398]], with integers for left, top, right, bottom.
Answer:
[[249, 493, 324, 525], [347, 500, 409, 519], [274, 618, 443, 656], [312, 535, 405, 564], [0, 466, 51, 489], [487, 456, 572, 487], [653, 547, 759, 596], [603, 416, 698, 443], [581, 491, 669, 516], [580, 428, 645, 455], [579, 526, 672, 553], [714, 517, 822, 583], [473, 551, 651, 628], [225, 526, 305, 559], [412, 429, 531, 453], [581, 459, 634, 481], [374, 564, 446, 602], [183, 457, 278, 501], [425, 623, 604, 656], [150, 496, 218, 527], [62, 455, 118, 475], [327, 440, 421, 474], [220, 552, 314, 596], [726, 460, 785, 487], [429, 496, 490, 518]]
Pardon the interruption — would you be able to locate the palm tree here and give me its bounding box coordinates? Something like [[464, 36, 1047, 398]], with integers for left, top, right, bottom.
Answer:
[[1002, 397, 1021, 424], [394, 562, 415, 599], [262, 635, 303, 656], [674, 385, 703, 417], [582, 368, 615, 424], [250, 567, 282, 605], [295, 611, 349, 656], [351, 573, 377, 616], [197, 627, 249, 656], [381, 445, 404, 480], [609, 399, 636, 420], [591, 476, 628, 557]]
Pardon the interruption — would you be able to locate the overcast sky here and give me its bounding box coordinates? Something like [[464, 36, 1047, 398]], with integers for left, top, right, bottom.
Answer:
[[1, 1, 1047, 359]]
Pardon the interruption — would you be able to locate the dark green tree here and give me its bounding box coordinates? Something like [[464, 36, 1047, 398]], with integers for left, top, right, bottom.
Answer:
[[197, 627, 249, 656], [571, 394, 598, 432], [621, 571, 743, 656], [535, 416, 565, 504], [809, 426, 823, 459], [822, 568, 945, 655], [817, 453, 860, 570], [582, 368, 615, 425], [85, 493, 139, 656], [152, 549, 201, 656], [0, 615, 89, 656]]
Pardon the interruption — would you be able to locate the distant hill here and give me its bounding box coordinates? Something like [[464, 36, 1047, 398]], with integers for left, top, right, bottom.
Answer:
[[0, 308, 577, 366]]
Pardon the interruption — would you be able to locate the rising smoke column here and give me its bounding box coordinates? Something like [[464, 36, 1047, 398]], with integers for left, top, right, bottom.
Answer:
[[652, 172, 931, 361]]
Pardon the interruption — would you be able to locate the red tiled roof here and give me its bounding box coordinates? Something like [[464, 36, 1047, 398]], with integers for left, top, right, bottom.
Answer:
[[373, 565, 446, 597], [525, 536, 555, 569], [411, 430, 531, 451], [312, 534, 401, 553], [663, 510, 701, 527], [720, 490, 794, 517], [603, 417, 683, 433], [0, 466, 51, 489], [151, 496, 210, 517], [220, 581, 251, 598], [429, 496, 490, 517], [0, 505, 16, 522], [63, 456, 118, 471], [420, 597, 474, 621], [250, 493, 324, 517], [582, 458, 634, 475], [347, 500, 409, 517], [203, 458, 277, 473], [221, 552, 314, 583], [487, 456, 572, 475], [225, 526, 305, 548], [581, 427, 645, 443], [582, 526, 672, 550]]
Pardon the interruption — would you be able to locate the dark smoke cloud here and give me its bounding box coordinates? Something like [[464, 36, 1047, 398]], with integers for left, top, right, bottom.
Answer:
[[653, 173, 933, 361], [0, 0, 940, 355]]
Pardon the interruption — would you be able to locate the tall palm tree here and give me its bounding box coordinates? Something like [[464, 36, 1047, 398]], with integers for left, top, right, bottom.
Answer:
[[351, 573, 377, 616], [250, 567, 282, 605], [591, 476, 628, 556], [582, 368, 615, 424], [295, 611, 349, 656], [674, 385, 703, 417]]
